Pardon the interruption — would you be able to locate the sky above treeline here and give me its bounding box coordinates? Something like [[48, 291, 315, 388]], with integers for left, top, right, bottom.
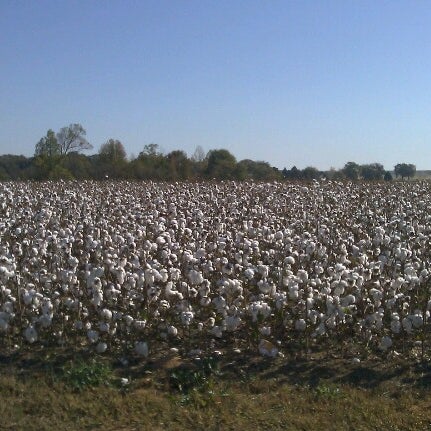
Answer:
[[1, 0, 431, 170]]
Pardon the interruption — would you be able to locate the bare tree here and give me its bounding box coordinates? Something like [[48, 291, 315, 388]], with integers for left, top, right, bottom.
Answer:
[[56, 123, 92, 155], [191, 145, 206, 162]]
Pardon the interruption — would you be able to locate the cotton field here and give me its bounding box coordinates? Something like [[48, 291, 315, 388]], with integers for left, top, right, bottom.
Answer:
[[1, 180, 431, 361]]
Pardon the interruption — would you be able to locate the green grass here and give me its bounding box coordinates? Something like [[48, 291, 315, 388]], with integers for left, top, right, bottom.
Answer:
[[1, 351, 431, 430]]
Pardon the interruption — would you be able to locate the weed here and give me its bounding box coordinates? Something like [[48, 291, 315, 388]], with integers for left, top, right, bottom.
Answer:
[[313, 383, 342, 399], [62, 359, 113, 391], [169, 356, 220, 394]]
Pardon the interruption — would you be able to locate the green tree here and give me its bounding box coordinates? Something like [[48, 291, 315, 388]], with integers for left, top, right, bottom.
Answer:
[[302, 166, 321, 180], [384, 171, 393, 181], [166, 150, 192, 180], [238, 159, 282, 181], [62, 153, 92, 179], [132, 143, 167, 179], [342, 162, 361, 181], [360, 163, 385, 180], [99, 139, 127, 162], [35, 129, 60, 158], [34, 129, 62, 178], [0, 155, 33, 180], [205, 149, 237, 179], [394, 163, 416, 179], [282, 166, 302, 180]]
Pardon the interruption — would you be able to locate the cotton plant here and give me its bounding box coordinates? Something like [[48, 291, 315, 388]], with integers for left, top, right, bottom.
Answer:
[[1, 180, 431, 360]]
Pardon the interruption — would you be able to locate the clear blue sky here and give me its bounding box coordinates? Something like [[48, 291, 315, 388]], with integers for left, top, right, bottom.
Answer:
[[1, 0, 431, 170]]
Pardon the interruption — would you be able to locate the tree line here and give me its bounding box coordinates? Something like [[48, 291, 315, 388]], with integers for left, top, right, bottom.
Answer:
[[0, 123, 417, 181]]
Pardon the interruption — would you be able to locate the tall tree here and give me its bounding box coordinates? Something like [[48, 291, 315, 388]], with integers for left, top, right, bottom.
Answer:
[[35, 129, 60, 158], [394, 163, 416, 179], [191, 145, 206, 162], [360, 163, 385, 180], [139, 143, 161, 158], [302, 166, 321, 180], [206, 149, 237, 179], [166, 150, 191, 180], [56, 123, 92, 155], [342, 161, 361, 180], [99, 139, 127, 162], [34, 129, 62, 178]]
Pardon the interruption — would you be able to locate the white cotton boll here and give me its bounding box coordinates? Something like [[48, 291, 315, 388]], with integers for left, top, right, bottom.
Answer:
[[188, 269, 204, 285], [181, 311, 194, 326], [285, 256, 295, 266], [295, 319, 307, 331], [159, 300, 170, 310], [38, 314, 52, 328], [297, 269, 308, 283], [275, 231, 284, 241], [144, 269, 155, 286], [87, 329, 99, 343], [99, 322, 110, 333], [68, 256, 79, 268], [402, 317, 413, 333], [167, 325, 178, 336], [258, 339, 278, 358], [259, 326, 271, 336], [244, 268, 255, 280], [212, 296, 227, 313], [210, 325, 223, 338], [135, 341, 149, 357], [326, 316, 337, 329], [74, 320, 83, 330], [200, 296, 211, 307], [23, 290, 33, 306], [169, 268, 181, 281], [315, 322, 326, 336], [159, 268, 169, 283], [340, 294, 356, 307], [411, 313, 423, 328], [379, 336, 393, 351], [257, 279, 272, 294], [24, 325, 38, 343], [41, 299, 53, 315], [198, 282, 211, 297], [123, 315, 134, 326], [369, 288, 382, 301], [133, 320, 147, 331], [91, 290, 103, 307], [391, 318, 401, 334], [308, 310, 319, 325], [0, 319, 9, 331], [100, 308, 113, 321], [288, 286, 299, 300], [257, 265, 269, 278], [189, 287, 198, 298], [120, 377, 129, 386], [333, 283, 345, 297], [224, 315, 241, 331], [96, 342, 108, 353]]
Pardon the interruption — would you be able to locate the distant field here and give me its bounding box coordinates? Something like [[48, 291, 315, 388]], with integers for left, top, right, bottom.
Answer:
[[413, 170, 431, 179]]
